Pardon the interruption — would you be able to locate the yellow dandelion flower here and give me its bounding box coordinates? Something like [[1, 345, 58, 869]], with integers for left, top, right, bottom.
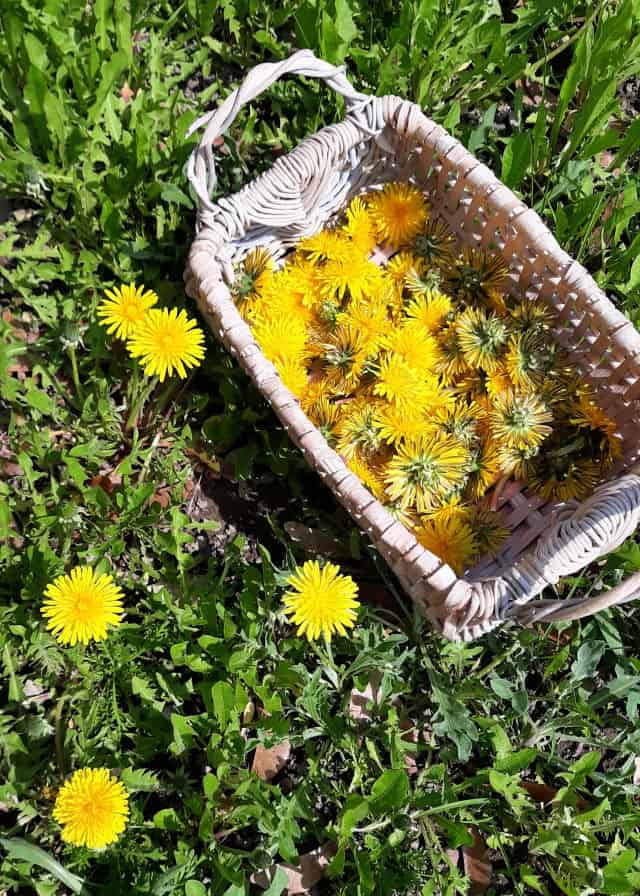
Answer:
[[385, 433, 468, 513], [471, 508, 509, 558], [509, 299, 556, 331], [465, 442, 501, 500], [456, 307, 508, 374], [298, 228, 347, 263], [383, 322, 442, 378], [53, 768, 129, 849], [41, 566, 124, 646], [504, 331, 555, 391], [485, 364, 513, 399], [282, 560, 359, 641], [301, 376, 336, 413], [343, 197, 377, 254], [97, 283, 158, 340], [489, 391, 553, 450], [413, 516, 478, 575], [322, 324, 370, 393], [347, 452, 387, 501], [307, 394, 341, 444], [374, 402, 428, 446], [317, 251, 384, 303], [368, 183, 429, 248], [444, 247, 509, 307], [496, 443, 540, 480], [373, 354, 429, 407], [528, 456, 600, 502], [386, 251, 426, 293], [340, 298, 389, 354], [412, 218, 456, 268], [126, 308, 205, 381], [437, 322, 472, 382], [405, 290, 453, 333], [336, 400, 382, 459], [252, 313, 309, 365], [435, 403, 480, 447], [274, 357, 308, 396], [569, 391, 618, 441], [423, 497, 472, 525], [234, 247, 274, 301]]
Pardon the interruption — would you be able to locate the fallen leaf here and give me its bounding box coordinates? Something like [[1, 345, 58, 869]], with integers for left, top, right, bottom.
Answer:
[[251, 843, 336, 893], [520, 780, 558, 804], [348, 672, 381, 722], [251, 740, 291, 781], [2, 462, 23, 477], [150, 486, 171, 508], [462, 827, 491, 896], [90, 469, 122, 495], [120, 82, 134, 103], [634, 757, 640, 786]]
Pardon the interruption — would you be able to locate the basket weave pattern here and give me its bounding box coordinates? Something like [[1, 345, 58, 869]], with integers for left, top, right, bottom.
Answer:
[[186, 51, 640, 641]]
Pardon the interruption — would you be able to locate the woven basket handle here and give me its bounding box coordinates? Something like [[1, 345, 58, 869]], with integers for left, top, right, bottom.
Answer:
[[186, 49, 368, 212]]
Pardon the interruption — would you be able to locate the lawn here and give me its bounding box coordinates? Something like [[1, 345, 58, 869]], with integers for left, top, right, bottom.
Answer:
[[2, 1, 640, 894]]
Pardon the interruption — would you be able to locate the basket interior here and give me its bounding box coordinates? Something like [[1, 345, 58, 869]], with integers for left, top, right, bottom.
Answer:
[[219, 114, 640, 580]]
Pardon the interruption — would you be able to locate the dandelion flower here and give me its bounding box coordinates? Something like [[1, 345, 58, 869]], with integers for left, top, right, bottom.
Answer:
[[97, 283, 158, 340], [306, 394, 341, 444], [282, 560, 359, 641], [53, 768, 129, 849], [336, 400, 382, 459], [343, 197, 377, 254], [318, 251, 383, 303], [412, 218, 456, 268], [374, 402, 428, 446], [127, 308, 205, 381], [373, 354, 428, 406], [444, 247, 509, 307], [340, 298, 388, 354], [386, 251, 426, 293], [385, 433, 468, 512], [471, 508, 509, 558], [489, 391, 553, 450], [504, 331, 554, 390], [274, 357, 308, 396], [456, 307, 508, 373], [528, 455, 600, 502], [234, 248, 273, 301], [414, 516, 478, 575], [41, 567, 124, 646], [496, 443, 540, 480], [347, 452, 387, 501], [384, 323, 442, 378], [322, 324, 370, 393], [369, 183, 428, 248], [298, 228, 346, 263], [252, 313, 309, 365], [405, 290, 453, 333], [465, 442, 501, 499]]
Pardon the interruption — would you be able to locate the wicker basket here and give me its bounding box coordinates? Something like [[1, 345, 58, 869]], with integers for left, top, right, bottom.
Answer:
[[185, 50, 640, 641]]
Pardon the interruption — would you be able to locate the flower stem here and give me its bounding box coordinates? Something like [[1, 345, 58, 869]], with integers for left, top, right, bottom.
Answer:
[[125, 373, 157, 432], [67, 346, 83, 402]]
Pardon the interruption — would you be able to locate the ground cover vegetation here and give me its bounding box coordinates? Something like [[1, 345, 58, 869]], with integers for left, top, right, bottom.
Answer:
[[1, 1, 640, 893]]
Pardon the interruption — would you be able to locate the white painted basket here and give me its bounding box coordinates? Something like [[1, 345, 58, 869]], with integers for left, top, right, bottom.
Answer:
[[185, 50, 640, 641]]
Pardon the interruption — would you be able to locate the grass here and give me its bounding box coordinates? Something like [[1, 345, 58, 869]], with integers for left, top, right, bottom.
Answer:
[[1, 0, 640, 893]]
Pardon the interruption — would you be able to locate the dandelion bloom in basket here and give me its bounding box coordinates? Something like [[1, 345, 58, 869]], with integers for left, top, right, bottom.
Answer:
[[127, 307, 205, 381], [283, 560, 359, 641], [54, 768, 129, 849], [97, 283, 158, 340], [41, 566, 124, 646]]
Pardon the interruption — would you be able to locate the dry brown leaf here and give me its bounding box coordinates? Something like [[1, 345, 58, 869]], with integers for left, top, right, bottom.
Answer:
[[251, 740, 291, 781], [120, 82, 134, 103], [348, 672, 381, 723], [251, 843, 336, 893], [150, 486, 171, 508], [462, 827, 491, 896], [90, 469, 123, 495]]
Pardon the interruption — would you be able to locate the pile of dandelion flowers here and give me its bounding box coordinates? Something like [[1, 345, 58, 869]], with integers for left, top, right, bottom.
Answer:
[[97, 283, 158, 340], [126, 307, 205, 381], [41, 566, 124, 646], [282, 560, 359, 641], [54, 768, 129, 849]]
